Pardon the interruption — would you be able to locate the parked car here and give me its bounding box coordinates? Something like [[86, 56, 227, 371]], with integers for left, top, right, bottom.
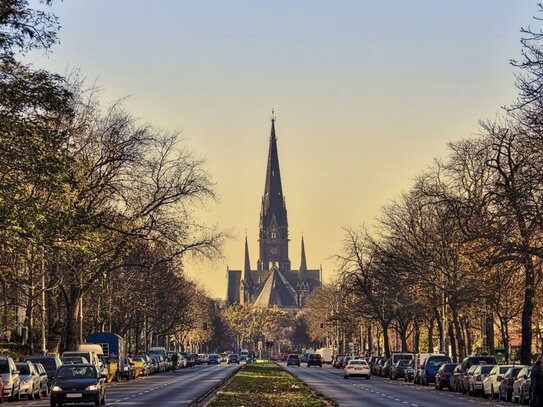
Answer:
[[374, 358, 386, 376], [498, 366, 525, 402], [467, 364, 494, 396], [227, 354, 240, 364], [34, 362, 50, 398], [482, 364, 516, 399], [119, 357, 136, 381], [307, 354, 323, 368], [421, 355, 451, 386], [50, 364, 106, 407], [0, 355, 20, 402], [207, 354, 220, 365], [344, 359, 371, 379], [381, 359, 392, 377], [458, 355, 496, 393], [512, 365, 531, 405], [287, 354, 300, 367], [461, 365, 478, 394], [390, 359, 410, 380], [404, 360, 415, 382], [131, 356, 148, 377], [26, 355, 62, 389], [435, 363, 457, 390], [16, 361, 41, 400], [61, 356, 89, 365], [450, 364, 463, 392]]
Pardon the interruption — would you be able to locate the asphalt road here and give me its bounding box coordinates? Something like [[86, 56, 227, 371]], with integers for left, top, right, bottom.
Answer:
[[6, 364, 241, 407], [283, 363, 518, 407]]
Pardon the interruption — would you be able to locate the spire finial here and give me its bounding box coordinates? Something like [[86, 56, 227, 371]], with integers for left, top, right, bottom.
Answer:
[[271, 108, 276, 122]]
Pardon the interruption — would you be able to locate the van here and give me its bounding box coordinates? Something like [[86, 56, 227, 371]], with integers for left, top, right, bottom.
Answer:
[[316, 348, 333, 364], [414, 353, 445, 384], [420, 354, 452, 385]]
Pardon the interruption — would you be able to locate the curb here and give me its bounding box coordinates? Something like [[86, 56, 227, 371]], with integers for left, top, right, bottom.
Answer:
[[191, 364, 243, 407]]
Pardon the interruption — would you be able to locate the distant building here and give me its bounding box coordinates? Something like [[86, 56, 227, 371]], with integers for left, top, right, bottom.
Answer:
[[226, 115, 321, 313]]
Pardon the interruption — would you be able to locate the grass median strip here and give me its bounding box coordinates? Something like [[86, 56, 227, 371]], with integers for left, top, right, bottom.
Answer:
[[208, 362, 329, 407]]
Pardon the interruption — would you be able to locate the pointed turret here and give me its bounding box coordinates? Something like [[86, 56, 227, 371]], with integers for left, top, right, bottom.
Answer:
[[243, 235, 252, 282], [298, 235, 308, 281]]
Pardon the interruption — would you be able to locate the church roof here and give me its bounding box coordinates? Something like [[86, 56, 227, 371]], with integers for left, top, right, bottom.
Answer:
[[253, 268, 298, 308]]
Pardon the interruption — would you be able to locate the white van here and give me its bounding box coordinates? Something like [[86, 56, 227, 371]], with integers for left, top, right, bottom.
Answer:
[[317, 348, 333, 364]]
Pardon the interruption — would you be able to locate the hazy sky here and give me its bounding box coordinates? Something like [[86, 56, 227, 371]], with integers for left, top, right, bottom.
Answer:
[[28, 1, 537, 298]]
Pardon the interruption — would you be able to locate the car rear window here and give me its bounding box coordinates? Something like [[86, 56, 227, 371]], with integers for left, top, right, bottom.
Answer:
[[350, 360, 367, 365]]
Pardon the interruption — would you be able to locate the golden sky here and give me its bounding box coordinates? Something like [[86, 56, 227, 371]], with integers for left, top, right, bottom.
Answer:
[[27, 1, 536, 298]]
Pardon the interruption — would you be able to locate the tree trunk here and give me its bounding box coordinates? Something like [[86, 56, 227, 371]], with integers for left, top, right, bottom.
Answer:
[[367, 325, 373, 355], [448, 321, 457, 362], [451, 306, 464, 361], [427, 318, 434, 353], [413, 319, 420, 353], [64, 286, 82, 351], [520, 255, 535, 365], [382, 322, 391, 357]]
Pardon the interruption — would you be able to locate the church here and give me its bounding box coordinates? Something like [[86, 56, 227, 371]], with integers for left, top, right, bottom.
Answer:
[[226, 114, 321, 313]]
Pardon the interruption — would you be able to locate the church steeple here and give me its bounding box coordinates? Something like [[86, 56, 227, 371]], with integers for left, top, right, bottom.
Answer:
[[258, 112, 290, 271]]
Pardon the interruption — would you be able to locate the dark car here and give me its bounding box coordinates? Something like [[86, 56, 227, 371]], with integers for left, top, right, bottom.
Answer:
[[381, 359, 392, 378], [50, 364, 106, 407], [390, 359, 410, 380], [119, 357, 136, 381], [435, 363, 457, 390], [421, 355, 451, 386], [26, 355, 62, 389], [287, 354, 300, 367], [404, 360, 415, 382], [307, 354, 322, 368], [227, 354, 240, 364], [512, 365, 531, 404], [373, 358, 386, 375], [333, 355, 346, 368], [499, 366, 524, 402]]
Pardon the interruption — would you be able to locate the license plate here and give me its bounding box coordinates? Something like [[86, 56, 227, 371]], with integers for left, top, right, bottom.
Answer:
[[355, 367, 363, 370], [67, 393, 82, 398]]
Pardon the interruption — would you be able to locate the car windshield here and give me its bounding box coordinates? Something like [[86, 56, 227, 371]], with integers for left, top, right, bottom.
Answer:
[[428, 357, 450, 367], [511, 368, 523, 378], [481, 366, 493, 374], [0, 360, 9, 373], [30, 358, 57, 370], [17, 364, 30, 375], [398, 360, 409, 366], [57, 365, 96, 379]]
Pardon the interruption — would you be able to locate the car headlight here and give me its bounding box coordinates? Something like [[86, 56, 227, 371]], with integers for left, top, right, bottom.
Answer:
[[85, 385, 98, 391], [51, 386, 62, 392]]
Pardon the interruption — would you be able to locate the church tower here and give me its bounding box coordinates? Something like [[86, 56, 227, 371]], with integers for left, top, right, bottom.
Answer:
[[257, 113, 291, 271]]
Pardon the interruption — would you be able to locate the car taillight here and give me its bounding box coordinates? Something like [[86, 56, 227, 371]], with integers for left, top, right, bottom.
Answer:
[[475, 375, 481, 381], [347, 366, 354, 369]]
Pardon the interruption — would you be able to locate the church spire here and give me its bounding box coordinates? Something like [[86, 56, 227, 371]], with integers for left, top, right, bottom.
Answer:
[[298, 235, 308, 281], [243, 235, 252, 282]]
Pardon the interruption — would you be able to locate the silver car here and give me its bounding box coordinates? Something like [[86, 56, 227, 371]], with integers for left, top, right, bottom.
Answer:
[[482, 364, 516, 399], [15, 361, 41, 400], [0, 355, 20, 402]]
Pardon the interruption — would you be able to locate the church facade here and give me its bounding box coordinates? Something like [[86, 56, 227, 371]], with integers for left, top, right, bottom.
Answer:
[[226, 116, 321, 312]]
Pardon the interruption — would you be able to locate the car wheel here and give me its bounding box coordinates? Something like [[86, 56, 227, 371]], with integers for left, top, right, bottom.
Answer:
[[95, 394, 101, 406], [344, 375, 349, 379], [50, 399, 56, 407], [366, 375, 370, 380], [101, 392, 106, 405]]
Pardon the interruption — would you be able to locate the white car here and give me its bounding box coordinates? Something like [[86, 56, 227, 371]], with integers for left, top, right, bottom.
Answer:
[[344, 359, 371, 379], [482, 365, 515, 399]]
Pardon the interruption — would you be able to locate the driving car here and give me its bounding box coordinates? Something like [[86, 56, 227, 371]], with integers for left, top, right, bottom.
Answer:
[[286, 354, 300, 367], [344, 359, 371, 379], [207, 354, 220, 365], [16, 361, 41, 400], [0, 355, 20, 402], [50, 364, 106, 407], [227, 354, 240, 364], [307, 354, 323, 368]]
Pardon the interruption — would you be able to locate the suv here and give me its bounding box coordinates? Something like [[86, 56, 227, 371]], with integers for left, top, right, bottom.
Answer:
[[0, 355, 20, 402], [287, 354, 300, 367], [421, 355, 451, 386], [307, 354, 322, 368]]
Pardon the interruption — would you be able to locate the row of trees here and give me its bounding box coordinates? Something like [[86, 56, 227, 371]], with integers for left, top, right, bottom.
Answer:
[[306, 6, 543, 365], [0, 1, 222, 353]]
